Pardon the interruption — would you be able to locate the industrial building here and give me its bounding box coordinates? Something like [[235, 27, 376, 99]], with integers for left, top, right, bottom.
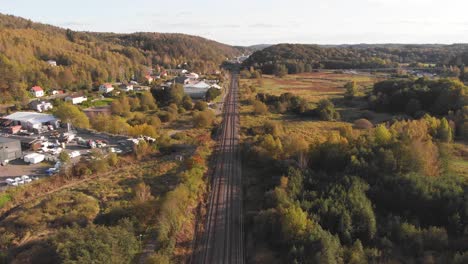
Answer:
[[4, 112, 59, 131], [0, 137, 22, 165]]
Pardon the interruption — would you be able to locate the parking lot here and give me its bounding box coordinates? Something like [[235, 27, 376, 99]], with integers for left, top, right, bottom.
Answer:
[[0, 127, 136, 190]]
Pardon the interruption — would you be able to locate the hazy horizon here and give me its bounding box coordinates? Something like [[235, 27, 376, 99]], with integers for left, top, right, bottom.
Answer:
[[1, 0, 468, 46]]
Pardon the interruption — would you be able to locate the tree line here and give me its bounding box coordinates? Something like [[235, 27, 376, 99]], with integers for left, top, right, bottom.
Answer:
[[243, 116, 468, 263], [243, 43, 468, 74]]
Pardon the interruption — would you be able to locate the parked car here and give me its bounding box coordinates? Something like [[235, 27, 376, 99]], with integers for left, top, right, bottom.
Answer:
[[21, 175, 32, 183], [14, 177, 24, 185], [5, 178, 16, 186], [46, 168, 58, 176]]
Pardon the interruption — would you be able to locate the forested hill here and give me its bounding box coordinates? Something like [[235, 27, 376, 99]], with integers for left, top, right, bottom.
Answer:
[[243, 43, 468, 74], [0, 13, 245, 103], [94, 32, 250, 71]]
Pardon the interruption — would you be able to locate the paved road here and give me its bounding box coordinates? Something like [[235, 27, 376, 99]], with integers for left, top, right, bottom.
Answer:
[[191, 73, 244, 264]]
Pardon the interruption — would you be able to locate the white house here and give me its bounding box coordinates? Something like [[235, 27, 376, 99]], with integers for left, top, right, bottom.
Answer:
[[65, 94, 87, 105], [30, 100, 53, 112], [135, 86, 151, 91], [99, 83, 114, 93], [120, 83, 134, 92], [30, 86, 44, 98]]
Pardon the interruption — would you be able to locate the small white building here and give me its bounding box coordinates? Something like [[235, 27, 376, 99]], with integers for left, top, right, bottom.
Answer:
[[30, 100, 53, 112], [47, 60, 57, 67], [135, 86, 151, 91], [51, 90, 64, 96], [120, 83, 134, 92], [65, 95, 87, 105], [30, 86, 44, 98], [99, 83, 114, 93]]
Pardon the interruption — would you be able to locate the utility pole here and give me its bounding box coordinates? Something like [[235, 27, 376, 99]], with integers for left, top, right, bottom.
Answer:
[[139, 234, 143, 252]]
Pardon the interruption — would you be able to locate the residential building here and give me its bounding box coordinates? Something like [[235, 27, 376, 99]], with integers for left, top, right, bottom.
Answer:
[[65, 94, 87, 105], [29, 100, 53, 112], [30, 86, 44, 98], [175, 76, 191, 85], [120, 83, 134, 92], [51, 90, 64, 96], [166, 69, 187, 76], [134, 86, 151, 91], [145, 75, 154, 84], [99, 83, 114, 93]]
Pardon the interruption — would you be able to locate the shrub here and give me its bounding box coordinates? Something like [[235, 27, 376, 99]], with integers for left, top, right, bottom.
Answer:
[[51, 221, 138, 264], [206, 87, 222, 101], [147, 116, 162, 129], [194, 101, 208, 111], [354, 119, 373, 130], [252, 100, 268, 115], [182, 95, 193, 110], [316, 99, 340, 121], [107, 153, 119, 166], [193, 110, 216, 128]]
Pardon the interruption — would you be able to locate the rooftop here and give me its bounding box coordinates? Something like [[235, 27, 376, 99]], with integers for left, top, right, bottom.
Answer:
[[5, 112, 57, 125], [31, 86, 43, 92], [0, 137, 20, 144]]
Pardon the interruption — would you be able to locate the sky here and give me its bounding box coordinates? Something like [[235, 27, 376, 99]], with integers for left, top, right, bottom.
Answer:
[[1, 0, 467, 46]]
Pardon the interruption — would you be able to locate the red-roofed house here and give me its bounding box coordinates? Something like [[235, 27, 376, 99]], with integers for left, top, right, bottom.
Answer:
[[99, 83, 114, 93], [30, 86, 44, 98], [145, 75, 154, 84]]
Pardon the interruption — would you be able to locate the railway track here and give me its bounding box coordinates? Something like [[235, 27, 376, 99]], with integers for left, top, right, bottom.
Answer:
[[191, 72, 244, 264]]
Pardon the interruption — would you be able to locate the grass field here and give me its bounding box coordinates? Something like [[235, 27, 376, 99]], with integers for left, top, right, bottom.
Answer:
[[0, 194, 11, 209], [239, 72, 389, 141], [240, 103, 351, 143], [244, 72, 384, 103], [448, 143, 468, 179], [0, 156, 181, 248]]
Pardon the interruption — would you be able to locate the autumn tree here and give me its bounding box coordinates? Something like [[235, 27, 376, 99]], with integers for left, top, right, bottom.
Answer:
[[316, 99, 340, 121], [206, 87, 221, 101], [169, 83, 185, 105], [253, 100, 268, 115], [182, 95, 193, 110], [54, 103, 90, 128], [274, 64, 288, 78], [134, 182, 154, 203], [437, 118, 452, 142], [194, 100, 208, 111], [111, 96, 131, 116], [344, 81, 358, 100], [139, 92, 157, 111], [193, 110, 215, 128]]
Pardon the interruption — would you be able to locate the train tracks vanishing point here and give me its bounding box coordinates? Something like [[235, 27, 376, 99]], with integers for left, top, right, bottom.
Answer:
[[191, 72, 244, 264]]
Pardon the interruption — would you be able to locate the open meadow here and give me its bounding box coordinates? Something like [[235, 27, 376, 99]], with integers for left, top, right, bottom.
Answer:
[[240, 71, 390, 141]]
